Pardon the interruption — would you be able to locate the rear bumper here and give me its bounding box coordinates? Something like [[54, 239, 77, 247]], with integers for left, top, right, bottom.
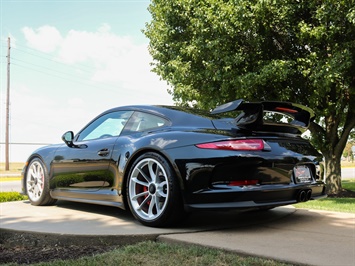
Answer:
[[184, 182, 326, 211]]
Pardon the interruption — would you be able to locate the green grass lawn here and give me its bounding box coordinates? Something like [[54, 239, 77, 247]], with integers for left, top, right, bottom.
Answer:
[[342, 179, 355, 191], [11, 241, 290, 266], [294, 197, 355, 213], [294, 179, 355, 213]]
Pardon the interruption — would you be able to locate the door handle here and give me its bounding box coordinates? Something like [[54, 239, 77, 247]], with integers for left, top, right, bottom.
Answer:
[[98, 149, 110, 157]]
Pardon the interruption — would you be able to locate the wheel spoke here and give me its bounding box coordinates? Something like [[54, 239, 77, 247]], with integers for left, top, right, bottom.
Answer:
[[157, 181, 168, 198], [148, 161, 157, 183], [137, 195, 151, 211], [37, 179, 44, 188], [34, 184, 40, 197], [154, 195, 162, 214], [131, 177, 149, 187], [132, 190, 149, 201], [27, 179, 34, 186], [147, 195, 157, 217], [29, 168, 36, 179], [137, 167, 151, 183]]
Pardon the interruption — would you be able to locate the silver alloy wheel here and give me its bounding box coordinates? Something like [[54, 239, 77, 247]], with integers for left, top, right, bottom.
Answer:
[[26, 160, 45, 202], [128, 158, 169, 221]]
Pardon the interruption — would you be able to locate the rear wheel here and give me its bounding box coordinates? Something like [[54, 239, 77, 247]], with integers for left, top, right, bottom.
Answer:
[[126, 152, 184, 227], [25, 158, 56, 206]]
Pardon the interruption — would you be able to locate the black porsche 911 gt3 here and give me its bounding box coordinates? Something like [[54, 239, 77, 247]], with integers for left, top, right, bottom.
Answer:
[[22, 99, 326, 227]]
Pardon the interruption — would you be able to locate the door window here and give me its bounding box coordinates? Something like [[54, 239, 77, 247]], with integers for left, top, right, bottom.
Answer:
[[77, 111, 133, 141]]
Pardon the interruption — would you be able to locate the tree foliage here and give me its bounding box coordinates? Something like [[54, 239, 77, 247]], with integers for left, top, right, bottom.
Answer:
[[145, 0, 355, 194]]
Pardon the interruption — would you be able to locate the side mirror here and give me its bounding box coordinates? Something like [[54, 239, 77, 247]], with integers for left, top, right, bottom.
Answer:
[[62, 131, 75, 147]]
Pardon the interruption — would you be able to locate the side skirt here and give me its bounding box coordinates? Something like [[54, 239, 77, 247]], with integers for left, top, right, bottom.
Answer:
[[50, 188, 125, 209]]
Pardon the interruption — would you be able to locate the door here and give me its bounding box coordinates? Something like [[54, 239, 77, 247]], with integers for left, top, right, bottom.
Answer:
[[50, 110, 133, 190]]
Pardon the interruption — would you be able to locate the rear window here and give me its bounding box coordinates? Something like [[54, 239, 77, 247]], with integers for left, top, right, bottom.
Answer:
[[124, 111, 170, 132]]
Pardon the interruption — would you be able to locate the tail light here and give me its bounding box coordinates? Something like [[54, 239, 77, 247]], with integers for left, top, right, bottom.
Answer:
[[196, 139, 269, 151]]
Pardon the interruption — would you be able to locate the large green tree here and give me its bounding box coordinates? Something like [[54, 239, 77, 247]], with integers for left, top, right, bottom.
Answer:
[[145, 0, 355, 194]]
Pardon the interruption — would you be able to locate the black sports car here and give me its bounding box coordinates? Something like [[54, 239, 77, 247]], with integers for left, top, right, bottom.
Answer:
[[22, 99, 326, 227]]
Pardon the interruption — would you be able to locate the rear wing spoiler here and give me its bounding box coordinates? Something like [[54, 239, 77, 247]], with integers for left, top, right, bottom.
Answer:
[[211, 99, 315, 134]]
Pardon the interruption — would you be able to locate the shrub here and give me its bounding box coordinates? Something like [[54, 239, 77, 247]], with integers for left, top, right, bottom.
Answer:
[[0, 192, 28, 202]]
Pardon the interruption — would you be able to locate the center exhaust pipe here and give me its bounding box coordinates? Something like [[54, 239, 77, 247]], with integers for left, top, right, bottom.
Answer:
[[297, 189, 312, 202]]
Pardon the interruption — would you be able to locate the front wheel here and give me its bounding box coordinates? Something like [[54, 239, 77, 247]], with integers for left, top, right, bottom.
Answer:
[[25, 158, 56, 206], [126, 153, 184, 227]]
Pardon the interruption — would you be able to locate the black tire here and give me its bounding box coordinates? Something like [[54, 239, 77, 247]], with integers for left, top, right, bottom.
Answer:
[[126, 152, 184, 227], [25, 158, 57, 206]]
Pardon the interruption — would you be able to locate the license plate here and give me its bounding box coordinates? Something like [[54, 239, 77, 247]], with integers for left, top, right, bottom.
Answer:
[[294, 165, 312, 183]]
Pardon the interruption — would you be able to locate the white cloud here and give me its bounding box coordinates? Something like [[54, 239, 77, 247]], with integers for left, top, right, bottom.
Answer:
[[57, 23, 135, 65], [22, 25, 63, 53], [22, 24, 172, 101], [57, 25, 154, 92]]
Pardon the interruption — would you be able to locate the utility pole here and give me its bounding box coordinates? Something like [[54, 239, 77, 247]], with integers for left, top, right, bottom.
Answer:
[[5, 37, 11, 171]]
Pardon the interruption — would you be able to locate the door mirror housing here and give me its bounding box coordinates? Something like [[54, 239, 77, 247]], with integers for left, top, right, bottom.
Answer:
[[62, 131, 75, 147], [62, 131, 87, 149]]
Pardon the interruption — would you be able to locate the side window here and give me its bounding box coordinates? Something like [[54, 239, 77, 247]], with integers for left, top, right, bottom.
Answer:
[[77, 111, 133, 141], [124, 112, 170, 133]]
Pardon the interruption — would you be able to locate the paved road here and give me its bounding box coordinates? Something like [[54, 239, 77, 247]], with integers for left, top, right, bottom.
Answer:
[[0, 180, 21, 192], [342, 167, 355, 179]]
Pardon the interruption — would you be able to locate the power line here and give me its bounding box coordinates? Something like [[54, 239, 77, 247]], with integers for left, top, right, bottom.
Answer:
[[10, 62, 148, 96], [12, 43, 98, 71], [0, 142, 51, 145], [6, 41, 150, 96], [10, 61, 132, 94], [11, 57, 91, 79]]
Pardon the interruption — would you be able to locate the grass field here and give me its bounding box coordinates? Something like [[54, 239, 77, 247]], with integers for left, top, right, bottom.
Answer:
[[0, 162, 24, 180], [294, 179, 355, 213], [341, 160, 355, 168], [0, 162, 24, 174], [295, 197, 355, 213]]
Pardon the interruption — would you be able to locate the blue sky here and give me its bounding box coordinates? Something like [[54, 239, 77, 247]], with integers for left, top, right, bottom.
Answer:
[[0, 0, 173, 162]]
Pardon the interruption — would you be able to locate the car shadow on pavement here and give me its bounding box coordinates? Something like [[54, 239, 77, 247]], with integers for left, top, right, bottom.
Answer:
[[53, 200, 135, 221], [45, 200, 298, 230]]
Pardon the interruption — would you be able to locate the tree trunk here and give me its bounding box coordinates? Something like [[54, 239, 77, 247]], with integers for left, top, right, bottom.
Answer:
[[309, 112, 354, 195], [323, 154, 342, 195]]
